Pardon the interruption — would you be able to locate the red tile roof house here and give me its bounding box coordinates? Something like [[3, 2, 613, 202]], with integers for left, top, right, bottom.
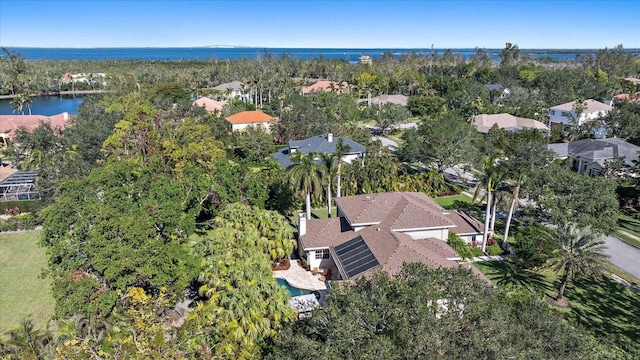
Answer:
[[193, 97, 227, 113], [301, 80, 350, 95], [225, 110, 279, 132], [297, 192, 486, 281], [0, 112, 69, 149]]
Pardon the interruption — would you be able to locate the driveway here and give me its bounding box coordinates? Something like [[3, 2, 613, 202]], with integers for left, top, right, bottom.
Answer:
[[603, 236, 640, 281]]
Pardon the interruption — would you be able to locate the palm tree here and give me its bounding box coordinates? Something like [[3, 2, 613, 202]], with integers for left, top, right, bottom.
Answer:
[[10, 93, 26, 115], [4, 318, 52, 359], [474, 156, 501, 253], [289, 152, 323, 220], [546, 224, 610, 301], [334, 138, 351, 198], [320, 153, 338, 218]]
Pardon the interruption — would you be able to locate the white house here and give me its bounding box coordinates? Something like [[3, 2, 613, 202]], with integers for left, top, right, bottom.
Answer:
[[271, 133, 366, 168], [213, 81, 245, 100], [297, 192, 485, 279], [225, 110, 279, 132], [548, 99, 612, 127]]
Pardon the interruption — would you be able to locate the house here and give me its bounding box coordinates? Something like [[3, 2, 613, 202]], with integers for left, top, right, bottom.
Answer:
[[548, 138, 640, 176], [297, 192, 485, 280], [193, 97, 227, 112], [548, 99, 612, 127], [225, 110, 279, 132], [473, 113, 549, 134], [485, 83, 510, 102], [0, 113, 69, 148], [358, 55, 373, 65], [623, 77, 640, 85], [301, 80, 350, 95], [357, 94, 408, 107], [213, 81, 245, 99], [271, 133, 366, 168], [611, 93, 640, 105]]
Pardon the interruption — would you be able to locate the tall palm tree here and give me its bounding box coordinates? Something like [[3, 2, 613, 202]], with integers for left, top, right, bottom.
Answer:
[[320, 153, 338, 218], [474, 156, 501, 253], [289, 152, 323, 220], [547, 224, 610, 301], [335, 138, 351, 198], [10, 93, 26, 115]]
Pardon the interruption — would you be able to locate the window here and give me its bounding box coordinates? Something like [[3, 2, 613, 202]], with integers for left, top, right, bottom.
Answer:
[[550, 110, 556, 115], [589, 168, 601, 176], [315, 249, 330, 260], [561, 111, 571, 117]]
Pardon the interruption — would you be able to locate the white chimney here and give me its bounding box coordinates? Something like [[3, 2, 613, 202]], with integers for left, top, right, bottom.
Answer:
[[327, 133, 333, 142], [63, 112, 69, 121], [298, 213, 306, 237]]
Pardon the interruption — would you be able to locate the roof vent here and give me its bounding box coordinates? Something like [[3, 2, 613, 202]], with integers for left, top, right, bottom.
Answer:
[[377, 228, 380, 231]]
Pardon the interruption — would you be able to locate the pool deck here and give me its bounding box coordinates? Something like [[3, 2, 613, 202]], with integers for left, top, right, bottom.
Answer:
[[274, 261, 327, 291]]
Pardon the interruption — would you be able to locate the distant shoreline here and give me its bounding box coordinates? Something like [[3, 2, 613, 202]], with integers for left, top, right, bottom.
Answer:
[[0, 90, 109, 100]]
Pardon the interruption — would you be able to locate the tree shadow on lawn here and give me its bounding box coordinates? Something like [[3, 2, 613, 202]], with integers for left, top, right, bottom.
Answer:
[[564, 277, 640, 351], [480, 261, 549, 294]]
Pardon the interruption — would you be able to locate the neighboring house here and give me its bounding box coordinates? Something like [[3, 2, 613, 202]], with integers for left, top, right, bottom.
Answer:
[[548, 99, 612, 127], [357, 94, 408, 107], [358, 55, 373, 65], [611, 93, 640, 105], [297, 192, 485, 280], [213, 81, 245, 99], [271, 133, 366, 168], [485, 83, 510, 102], [0, 113, 69, 148], [225, 110, 279, 132], [548, 138, 640, 176], [473, 113, 549, 134], [193, 97, 227, 112], [623, 77, 640, 85], [301, 80, 350, 95]]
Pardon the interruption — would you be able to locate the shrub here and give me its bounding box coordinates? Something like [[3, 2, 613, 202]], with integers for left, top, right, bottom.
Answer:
[[486, 244, 503, 256], [447, 232, 473, 260], [0, 200, 42, 214], [468, 246, 483, 257], [0, 213, 41, 232], [514, 223, 558, 268]]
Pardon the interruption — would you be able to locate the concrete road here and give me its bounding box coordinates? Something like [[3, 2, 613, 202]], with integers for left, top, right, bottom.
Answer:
[[603, 236, 640, 281]]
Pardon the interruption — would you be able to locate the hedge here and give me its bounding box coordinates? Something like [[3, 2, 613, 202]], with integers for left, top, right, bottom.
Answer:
[[0, 200, 42, 214], [0, 213, 42, 232]]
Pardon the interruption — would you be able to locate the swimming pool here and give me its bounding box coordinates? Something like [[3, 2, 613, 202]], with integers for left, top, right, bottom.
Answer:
[[276, 278, 311, 297]]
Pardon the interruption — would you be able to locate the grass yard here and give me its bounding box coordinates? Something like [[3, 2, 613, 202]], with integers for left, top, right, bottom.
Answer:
[[434, 193, 473, 208], [617, 213, 640, 248], [0, 231, 54, 332], [475, 261, 640, 353], [311, 208, 338, 219]]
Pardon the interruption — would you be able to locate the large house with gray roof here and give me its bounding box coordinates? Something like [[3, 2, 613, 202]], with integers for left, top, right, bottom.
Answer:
[[297, 192, 485, 281], [271, 133, 366, 168], [548, 138, 640, 176]]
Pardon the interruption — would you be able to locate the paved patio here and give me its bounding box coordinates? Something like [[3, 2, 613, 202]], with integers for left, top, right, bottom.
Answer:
[[274, 260, 327, 291]]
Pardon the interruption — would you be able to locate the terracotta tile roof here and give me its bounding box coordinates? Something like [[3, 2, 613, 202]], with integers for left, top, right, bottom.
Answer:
[[225, 110, 279, 124], [302, 80, 349, 94], [193, 97, 227, 112], [623, 77, 640, 85], [613, 93, 640, 104], [0, 113, 68, 139], [473, 113, 549, 133], [550, 99, 612, 113]]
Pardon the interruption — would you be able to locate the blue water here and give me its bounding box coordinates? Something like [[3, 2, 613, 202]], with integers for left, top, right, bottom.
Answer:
[[0, 95, 83, 116], [6, 47, 636, 62], [276, 278, 311, 297]]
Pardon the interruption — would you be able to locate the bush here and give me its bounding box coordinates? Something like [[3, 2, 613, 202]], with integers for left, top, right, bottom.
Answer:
[[486, 244, 503, 256], [0, 200, 42, 214], [469, 246, 483, 257], [514, 223, 558, 268], [0, 213, 41, 232], [447, 232, 473, 259]]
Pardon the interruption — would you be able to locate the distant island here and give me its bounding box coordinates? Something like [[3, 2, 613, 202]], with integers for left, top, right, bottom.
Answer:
[[206, 45, 249, 48]]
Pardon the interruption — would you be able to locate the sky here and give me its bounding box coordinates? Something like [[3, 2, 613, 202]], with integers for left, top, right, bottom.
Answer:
[[0, 0, 639, 49]]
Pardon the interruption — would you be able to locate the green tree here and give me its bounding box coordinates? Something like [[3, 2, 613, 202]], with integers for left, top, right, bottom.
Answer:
[[406, 95, 446, 117], [319, 152, 337, 217], [289, 152, 324, 220], [398, 111, 478, 173], [546, 224, 610, 301], [364, 102, 411, 135]]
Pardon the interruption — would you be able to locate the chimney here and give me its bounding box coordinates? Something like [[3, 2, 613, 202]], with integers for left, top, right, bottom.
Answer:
[[63, 112, 69, 121], [298, 213, 306, 237], [327, 133, 333, 142]]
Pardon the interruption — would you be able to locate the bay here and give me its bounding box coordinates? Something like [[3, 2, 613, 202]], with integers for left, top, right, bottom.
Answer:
[[0, 95, 83, 116], [6, 47, 636, 62]]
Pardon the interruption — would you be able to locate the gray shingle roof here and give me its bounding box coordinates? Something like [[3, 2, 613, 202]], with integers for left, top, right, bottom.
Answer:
[[213, 81, 243, 91], [271, 134, 366, 168], [548, 138, 640, 167]]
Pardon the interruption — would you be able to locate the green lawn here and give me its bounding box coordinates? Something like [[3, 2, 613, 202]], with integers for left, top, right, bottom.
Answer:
[[475, 261, 640, 353], [311, 208, 338, 219], [0, 231, 54, 332], [617, 213, 640, 248], [434, 193, 473, 208]]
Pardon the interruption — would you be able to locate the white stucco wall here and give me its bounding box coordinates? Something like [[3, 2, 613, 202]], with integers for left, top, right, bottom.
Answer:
[[342, 154, 361, 164], [306, 249, 333, 270], [549, 109, 609, 126], [457, 233, 484, 245], [231, 122, 273, 132], [405, 228, 449, 241]]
